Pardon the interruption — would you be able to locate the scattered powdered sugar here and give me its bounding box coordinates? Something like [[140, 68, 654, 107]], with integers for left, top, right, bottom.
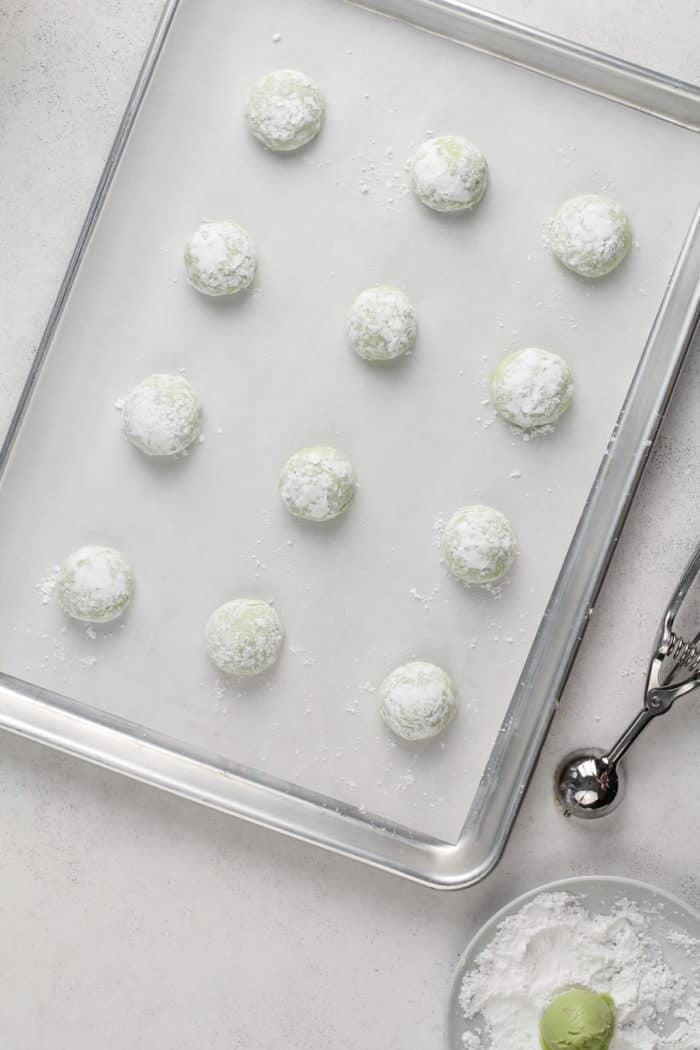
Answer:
[[666, 927, 700, 953], [36, 566, 60, 605], [288, 644, 316, 667], [408, 585, 440, 611], [432, 515, 447, 551], [459, 891, 700, 1050], [341, 143, 409, 205]]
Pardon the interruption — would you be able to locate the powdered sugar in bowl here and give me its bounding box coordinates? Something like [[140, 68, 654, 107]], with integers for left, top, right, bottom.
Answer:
[[445, 876, 700, 1050]]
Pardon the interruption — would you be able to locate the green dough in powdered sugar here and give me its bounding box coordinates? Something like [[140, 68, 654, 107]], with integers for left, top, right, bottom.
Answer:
[[491, 348, 573, 430], [348, 286, 418, 362], [411, 135, 488, 213], [279, 446, 355, 523], [378, 661, 458, 741], [205, 599, 283, 678], [122, 374, 203, 456], [540, 987, 616, 1050], [548, 194, 632, 278], [443, 504, 516, 586], [184, 220, 257, 296], [57, 545, 134, 624], [245, 69, 324, 152]]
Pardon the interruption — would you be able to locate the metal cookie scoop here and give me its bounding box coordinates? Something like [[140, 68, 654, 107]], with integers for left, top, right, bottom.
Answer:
[[554, 542, 700, 818]]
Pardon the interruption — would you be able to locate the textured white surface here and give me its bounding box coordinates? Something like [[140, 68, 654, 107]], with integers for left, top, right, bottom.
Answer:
[[0, 2, 699, 1048]]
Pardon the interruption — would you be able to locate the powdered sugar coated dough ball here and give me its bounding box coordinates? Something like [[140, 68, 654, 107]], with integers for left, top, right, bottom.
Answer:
[[184, 220, 257, 296], [348, 286, 417, 362], [122, 374, 203, 456], [57, 545, 134, 623], [246, 69, 324, 152], [491, 348, 573, 430], [443, 505, 516, 586], [279, 446, 355, 523], [411, 135, 488, 213], [378, 661, 457, 741], [548, 194, 632, 278], [205, 599, 283, 678]]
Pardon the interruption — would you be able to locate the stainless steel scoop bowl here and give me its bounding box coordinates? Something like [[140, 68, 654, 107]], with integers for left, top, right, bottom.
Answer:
[[555, 542, 700, 818]]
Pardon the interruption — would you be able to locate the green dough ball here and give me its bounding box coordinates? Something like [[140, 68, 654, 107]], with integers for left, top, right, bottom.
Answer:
[[205, 599, 283, 678], [279, 446, 355, 523], [491, 348, 573, 430], [540, 987, 616, 1050], [378, 661, 457, 741], [57, 545, 134, 623], [411, 135, 488, 213], [548, 194, 632, 278], [245, 69, 324, 152], [348, 286, 417, 362], [184, 220, 257, 296], [122, 374, 203, 456], [443, 505, 516, 585]]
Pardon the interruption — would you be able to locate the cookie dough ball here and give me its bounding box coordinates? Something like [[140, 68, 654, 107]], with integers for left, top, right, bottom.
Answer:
[[443, 505, 516, 586], [279, 446, 355, 523], [491, 348, 573, 430], [122, 374, 203, 456], [378, 661, 457, 741], [540, 988, 616, 1050], [548, 194, 632, 278], [246, 69, 324, 152], [411, 135, 488, 213], [184, 220, 257, 296], [205, 599, 283, 678], [348, 286, 417, 362], [57, 545, 134, 623]]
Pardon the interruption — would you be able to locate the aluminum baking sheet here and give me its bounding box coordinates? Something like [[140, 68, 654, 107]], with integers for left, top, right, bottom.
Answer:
[[0, 0, 699, 883]]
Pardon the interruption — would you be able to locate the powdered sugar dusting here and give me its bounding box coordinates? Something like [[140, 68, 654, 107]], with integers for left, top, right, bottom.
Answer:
[[378, 661, 457, 741], [205, 598, 283, 678], [57, 546, 134, 624], [432, 515, 447, 551], [348, 285, 417, 361], [546, 194, 632, 278], [491, 348, 573, 430], [36, 565, 60, 605], [122, 374, 203, 457], [443, 505, 516, 586], [411, 135, 488, 213], [245, 69, 324, 152], [184, 220, 257, 296], [279, 446, 355, 523], [459, 891, 700, 1050]]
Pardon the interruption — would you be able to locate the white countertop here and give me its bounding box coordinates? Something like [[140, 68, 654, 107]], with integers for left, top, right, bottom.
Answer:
[[1, 3, 698, 1046]]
